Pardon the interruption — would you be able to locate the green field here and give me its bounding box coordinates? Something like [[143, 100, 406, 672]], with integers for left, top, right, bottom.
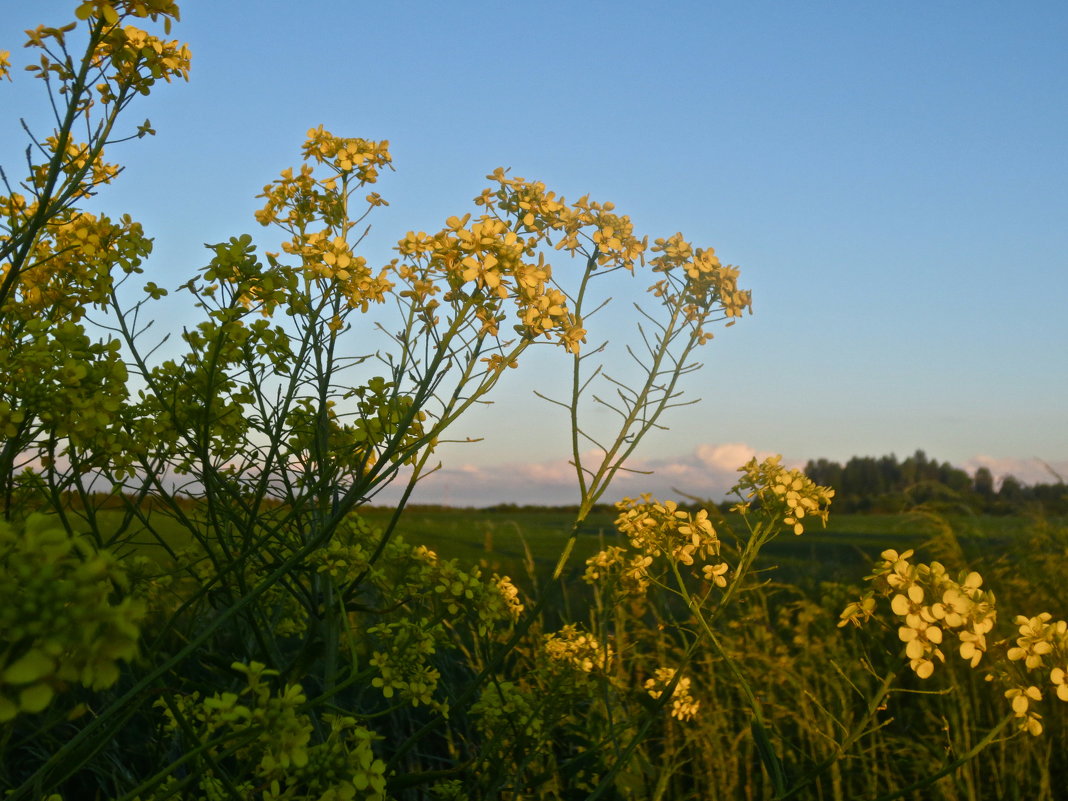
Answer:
[[69, 504, 1037, 592], [26, 501, 1067, 799], [365, 506, 1029, 582]]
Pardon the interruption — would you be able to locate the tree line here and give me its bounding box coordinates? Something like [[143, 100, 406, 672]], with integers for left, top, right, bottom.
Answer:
[[803, 450, 1067, 514]]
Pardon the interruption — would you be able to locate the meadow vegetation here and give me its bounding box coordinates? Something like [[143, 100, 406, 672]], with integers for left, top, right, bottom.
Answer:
[[1, 3, 1066, 799]]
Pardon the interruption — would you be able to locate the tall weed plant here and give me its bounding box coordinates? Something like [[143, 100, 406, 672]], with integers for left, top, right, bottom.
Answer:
[[1, 4, 1065, 799]]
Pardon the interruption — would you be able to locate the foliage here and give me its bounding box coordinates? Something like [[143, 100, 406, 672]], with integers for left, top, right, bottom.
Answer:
[[1, 4, 1065, 800], [805, 450, 1068, 515]]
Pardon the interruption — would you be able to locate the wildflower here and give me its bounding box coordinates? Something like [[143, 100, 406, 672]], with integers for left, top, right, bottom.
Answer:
[[75, 1, 120, 25], [1007, 613, 1065, 669], [702, 561, 729, 587], [644, 667, 700, 721], [583, 547, 626, 583], [613, 496, 720, 574], [838, 594, 876, 628], [898, 619, 945, 679], [856, 552, 1000, 677], [958, 629, 988, 668], [1051, 667, 1068, 702], [930, 580, 978, 628], [544, 624, 612, 673], [1005, 685, 1044, 736], [731, 456, 833, 535], [493, 574, 524, 620]]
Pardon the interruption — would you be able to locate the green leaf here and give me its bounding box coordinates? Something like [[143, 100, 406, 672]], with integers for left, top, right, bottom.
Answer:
[[19, 683, 54, 713], [4, 649, 55, 685]]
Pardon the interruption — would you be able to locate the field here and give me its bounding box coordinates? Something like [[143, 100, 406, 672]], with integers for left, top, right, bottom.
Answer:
[[86, 504, 993, 586], [74, 502, 1065, 799], [357, 506, 1032, 587]]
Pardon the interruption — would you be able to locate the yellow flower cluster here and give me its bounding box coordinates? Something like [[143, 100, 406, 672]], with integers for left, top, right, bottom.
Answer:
[[1007, 612, 1066, 668], [24, 138, 119, 200], [0, 50, 11, 81], [414, 546, 525, 633], [614, 496, 722, 569], [493, 574, 525, 621], [1004, 685, 1045, 737], [293, 229, 394, 311], [732, 456, 834, 535], [76, 0, 182, 27], [254, 129, 394, 311], [0, 515, 145, 722], [649, 233, 752, 342], [3, 210, 151, 317], [1003, 613, 1068, 735], [543, 624, 613, 673], [394, 212, 584, 352], [94, 21, 191, 95], [644, 667, 700, 721], [252, 133, 747, 362], [478, 169, 646, 269], [21, 6, 186, 102], [862, 550, 997, 678], [844, 549, 1068, 736], [302, 125, 392, 183], [582, 545, 653, 595]]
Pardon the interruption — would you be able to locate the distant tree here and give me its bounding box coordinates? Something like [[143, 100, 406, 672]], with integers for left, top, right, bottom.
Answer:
[[804, 458, 843, 491], [938, 461, 973, 494], [999, 474, 1025, 503], [877, 454, 902, 493], [974, 467, 995, 498], [843, 456, 884, 500]]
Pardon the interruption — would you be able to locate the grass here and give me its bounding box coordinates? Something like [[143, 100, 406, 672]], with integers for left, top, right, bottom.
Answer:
[[30, 501, 1067, 799], [55, 504, 1042, 592], [358, 506, 1041, 590]]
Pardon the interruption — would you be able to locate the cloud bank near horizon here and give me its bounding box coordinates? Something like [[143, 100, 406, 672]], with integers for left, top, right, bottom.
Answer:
[[371, 444, 1068, 508]]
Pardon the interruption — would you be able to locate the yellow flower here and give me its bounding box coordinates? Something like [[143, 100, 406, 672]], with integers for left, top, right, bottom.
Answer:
[[838, 594, 876, 628], [492, 574, 524, 620], [644, 667, 700, 721], [75, 1, 120, 25], [1007, 613, 1064, 669], [701, 561, 729, 588], [1051, 667, 1068, 702], [732, 456, 833, 535], [544, 624, 613, 673], [613, 496, 721, 573], [958, 629, 988, 668], [0, 50, 12, 81], [1005, 686, 1044, 735]]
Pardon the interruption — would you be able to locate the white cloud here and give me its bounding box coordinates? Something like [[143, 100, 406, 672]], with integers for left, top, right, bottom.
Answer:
[[373, 442, 783, 507], [962, 455, 1068, 487], [695, 442, 779, 472], [370, 446, 1068, 507]]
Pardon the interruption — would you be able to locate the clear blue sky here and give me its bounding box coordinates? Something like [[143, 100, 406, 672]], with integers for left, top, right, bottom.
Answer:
[[3, 1, 1066, 504]]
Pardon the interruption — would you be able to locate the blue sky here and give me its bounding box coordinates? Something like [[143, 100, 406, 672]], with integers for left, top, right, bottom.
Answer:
[[3, 1, 1066, 504]]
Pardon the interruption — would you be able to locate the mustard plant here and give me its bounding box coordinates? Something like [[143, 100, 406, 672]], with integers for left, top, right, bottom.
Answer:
[[3, 4, 1061, 801]]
